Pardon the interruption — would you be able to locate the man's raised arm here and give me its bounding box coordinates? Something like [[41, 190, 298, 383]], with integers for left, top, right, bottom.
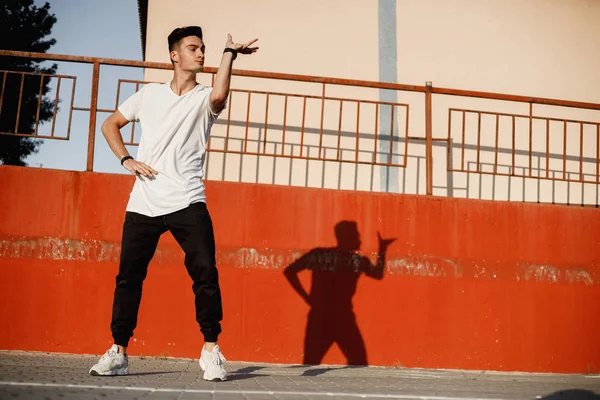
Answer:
[[209, 34, 258, 113]]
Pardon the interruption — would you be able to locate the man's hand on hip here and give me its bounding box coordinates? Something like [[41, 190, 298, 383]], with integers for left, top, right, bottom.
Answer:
[[123, 159, 157, 178]]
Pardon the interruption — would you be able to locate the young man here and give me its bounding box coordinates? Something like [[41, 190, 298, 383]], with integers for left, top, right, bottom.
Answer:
[[88, 26, 258, 381]]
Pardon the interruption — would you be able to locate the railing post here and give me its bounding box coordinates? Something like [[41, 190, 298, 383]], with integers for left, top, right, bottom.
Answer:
[[319, 83, 326, 159], [425, 81, 433, 195], [86, 61, 100, 172]]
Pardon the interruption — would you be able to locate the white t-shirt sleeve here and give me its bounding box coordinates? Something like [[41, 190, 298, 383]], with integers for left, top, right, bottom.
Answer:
[[205, 87, 227, 121], [118, 86, 146, 122]]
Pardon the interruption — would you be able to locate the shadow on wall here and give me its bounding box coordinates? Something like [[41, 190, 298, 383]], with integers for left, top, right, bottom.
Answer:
[[283, 221, 396, 366], [540, 390, 600, 399]]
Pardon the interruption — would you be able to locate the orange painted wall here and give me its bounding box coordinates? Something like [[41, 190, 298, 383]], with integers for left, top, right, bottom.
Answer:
[[1, 165, 599, 373]]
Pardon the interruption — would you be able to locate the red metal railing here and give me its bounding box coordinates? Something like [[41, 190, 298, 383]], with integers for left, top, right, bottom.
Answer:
[[448, 108, 600, 183], [1, 50, 599, 195], [0, 69, 76, 140]]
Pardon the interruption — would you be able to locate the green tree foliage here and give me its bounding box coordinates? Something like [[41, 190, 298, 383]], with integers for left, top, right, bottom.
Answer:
[[0, 0, 57, 165]]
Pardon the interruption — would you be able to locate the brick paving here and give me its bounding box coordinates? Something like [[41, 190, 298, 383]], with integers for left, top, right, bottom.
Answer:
[[1, 351, 599, 399]]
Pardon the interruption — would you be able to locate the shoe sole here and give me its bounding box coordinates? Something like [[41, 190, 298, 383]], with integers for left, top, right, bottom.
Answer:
[[204, 376, 227, 382], [89, 368, 128, 376], [200, 359, 226, 381]]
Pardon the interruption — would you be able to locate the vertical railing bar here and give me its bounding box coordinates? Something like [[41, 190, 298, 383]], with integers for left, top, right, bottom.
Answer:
[[34, 74, 45, 136], [318, 83, 326, 159], [114, 80, 123, 109], [476, 112, 481, 173], [545, 119, 550, 178], [86, 61, 101, 171], [494, 114, 499, 174], [389, 104, 394, 166], [373, 103, 379, 164], [511, 115, 515, 176], [355, 101, 361, 163], [49, 76, 61, 138], [225, 91, 233, 152], [65, 77, 76, 141], [281, 95, 288, 156], [0, 72, 7, 115], [244, 92, 251, 153], [579, 122, 584, 182], [300, 96, 306, 157], [263, 93, 270, 153], [563, 120, 567, 180], [404, 104, 409, 168], [15, 73, 26, 133], [130, 81, 139, 144], [596, 124, 600, 184], [425, 83, 433, 194], [461, 111, 466, 171], [336, 100, 343, 161], [447, 109, 452, 171], [529, 103, 533, 177]]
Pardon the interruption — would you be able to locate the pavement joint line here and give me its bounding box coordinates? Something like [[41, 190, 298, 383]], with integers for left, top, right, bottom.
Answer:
[[0, 381, 510, 400]]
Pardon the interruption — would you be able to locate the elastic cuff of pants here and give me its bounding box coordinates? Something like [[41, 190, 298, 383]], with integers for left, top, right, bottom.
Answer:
[[112, 335, 130, 347], [202, 333, 219, 343]]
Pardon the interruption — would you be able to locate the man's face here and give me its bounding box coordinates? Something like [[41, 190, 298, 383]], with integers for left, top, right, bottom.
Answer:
[[171, 36, 205, 72]]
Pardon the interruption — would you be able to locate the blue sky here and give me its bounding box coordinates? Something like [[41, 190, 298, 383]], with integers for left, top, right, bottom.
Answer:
[[26, 0, 143, 174]]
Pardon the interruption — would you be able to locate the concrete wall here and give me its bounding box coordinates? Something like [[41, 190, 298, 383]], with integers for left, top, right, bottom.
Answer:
[[1, 165, 599, 373], [134, 0, 600, 205]]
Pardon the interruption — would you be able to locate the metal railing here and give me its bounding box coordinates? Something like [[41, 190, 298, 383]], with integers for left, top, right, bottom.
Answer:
[[1, 50, 599, 196], [447, 108, 600, 183]]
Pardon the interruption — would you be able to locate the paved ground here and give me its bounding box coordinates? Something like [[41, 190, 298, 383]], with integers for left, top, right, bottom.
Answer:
[[0, 351, 599, 400]]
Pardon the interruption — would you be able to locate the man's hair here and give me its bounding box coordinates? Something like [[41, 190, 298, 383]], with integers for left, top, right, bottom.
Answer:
[[168, 26, 203, 51]]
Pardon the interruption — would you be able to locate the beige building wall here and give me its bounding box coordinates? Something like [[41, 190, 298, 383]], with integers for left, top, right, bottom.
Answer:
[[141, 0, 600, 205]]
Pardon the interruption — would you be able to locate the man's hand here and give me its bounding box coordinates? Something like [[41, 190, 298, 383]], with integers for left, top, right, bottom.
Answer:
[[210, 35, 258, 114], [122, 159, 157, 178], [225, 34, 259, 55]]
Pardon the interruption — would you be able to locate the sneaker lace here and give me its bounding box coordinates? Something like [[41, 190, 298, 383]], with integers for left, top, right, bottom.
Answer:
[[212, 350, 226, 366], [100, 349, 116, 363]]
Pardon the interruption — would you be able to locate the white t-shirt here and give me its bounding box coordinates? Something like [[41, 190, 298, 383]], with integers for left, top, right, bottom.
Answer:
[[118, 82, 221, 217]]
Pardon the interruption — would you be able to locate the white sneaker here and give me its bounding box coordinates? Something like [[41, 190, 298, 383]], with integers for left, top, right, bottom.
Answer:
[[199, 344, 227, 381], [89, 344, 129, 376]]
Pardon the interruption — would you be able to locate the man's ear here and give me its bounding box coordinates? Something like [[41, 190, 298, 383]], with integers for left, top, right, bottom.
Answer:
[[170, 50, 178, 64]]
